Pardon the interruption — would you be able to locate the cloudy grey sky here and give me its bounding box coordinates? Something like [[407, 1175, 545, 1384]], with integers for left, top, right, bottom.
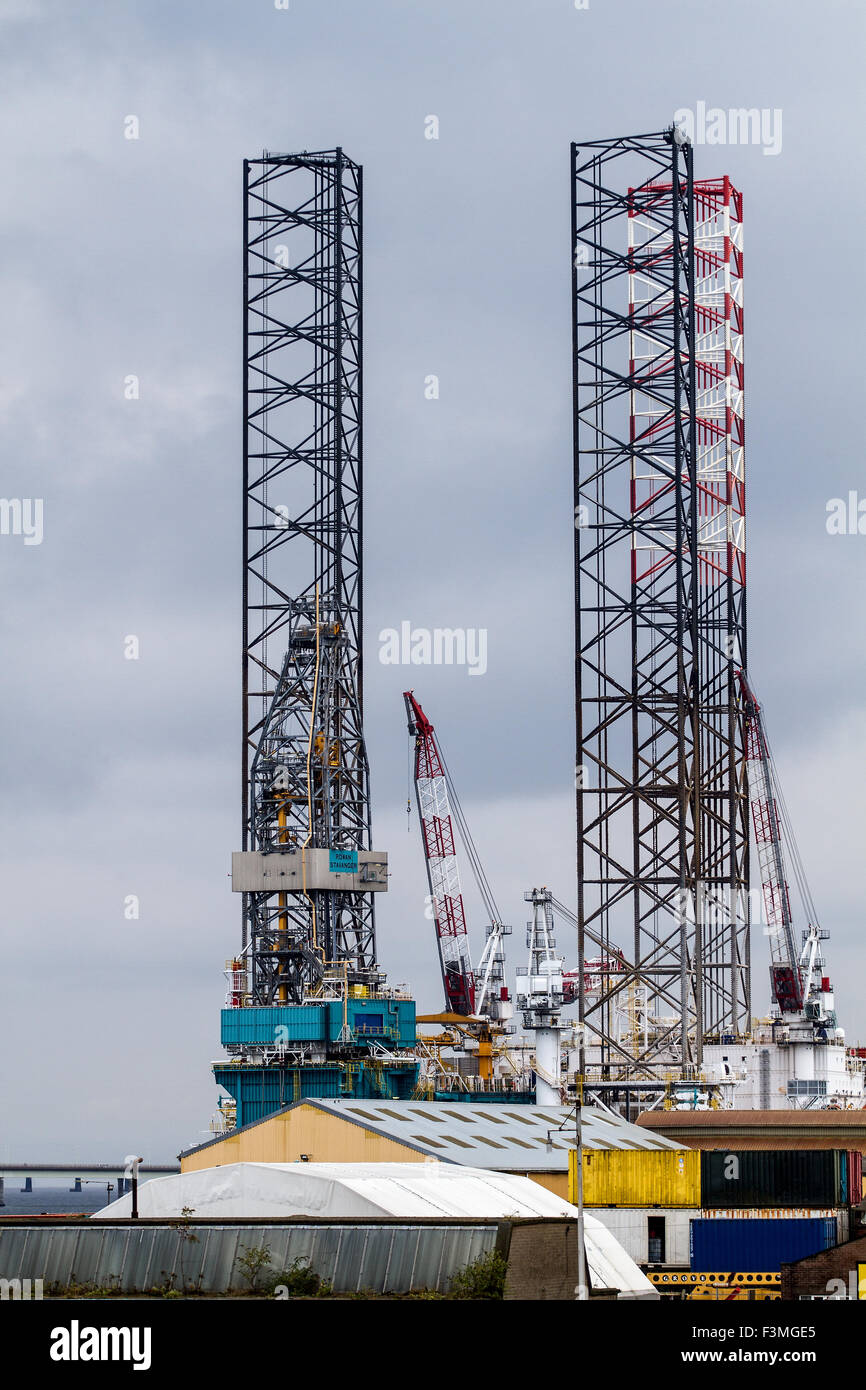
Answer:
[[1, 0, 864, 1160]]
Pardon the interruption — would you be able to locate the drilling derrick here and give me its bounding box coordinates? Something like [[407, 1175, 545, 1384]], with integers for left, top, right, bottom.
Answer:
[[571, 131, 749, 1098], [245, 594, 379, 1005], [212, 151, 418, 1128]]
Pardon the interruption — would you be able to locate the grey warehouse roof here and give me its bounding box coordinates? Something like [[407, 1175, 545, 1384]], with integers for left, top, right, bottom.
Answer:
[[304, 1098, 684, 1171]]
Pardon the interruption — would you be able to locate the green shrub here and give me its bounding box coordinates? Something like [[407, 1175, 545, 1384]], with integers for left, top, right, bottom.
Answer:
[[235, 1243, 273, 1291], [265, 1257, 333, 1299], [448, 1250, 507, 1300]]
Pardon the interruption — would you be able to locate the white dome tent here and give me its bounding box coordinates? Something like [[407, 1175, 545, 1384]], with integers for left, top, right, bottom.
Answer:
[[94, 1161, 657, 1299]]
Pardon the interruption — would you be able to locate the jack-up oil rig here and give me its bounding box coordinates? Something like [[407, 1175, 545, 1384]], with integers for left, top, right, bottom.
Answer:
[[214, 152, 418, 1131], [210, 133, 863, 1133], [568, 130, 862, 1112]]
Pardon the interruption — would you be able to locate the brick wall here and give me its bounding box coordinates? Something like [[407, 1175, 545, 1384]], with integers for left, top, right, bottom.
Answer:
[[503, 1219, 578, 1300], [782, 1233, 866, 1299], [501, 1219, 620, 1300]]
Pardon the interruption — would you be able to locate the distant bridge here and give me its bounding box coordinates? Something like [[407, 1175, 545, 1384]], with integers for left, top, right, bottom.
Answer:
[[0, 1164, 180, 1203], [0, 1165, 178, 1174]]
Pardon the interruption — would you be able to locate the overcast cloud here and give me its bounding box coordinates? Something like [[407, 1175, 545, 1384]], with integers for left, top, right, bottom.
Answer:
[[1, 0, 864, 1160]]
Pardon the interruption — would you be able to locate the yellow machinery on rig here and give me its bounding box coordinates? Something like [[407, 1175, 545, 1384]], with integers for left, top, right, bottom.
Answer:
[[415, 1011, 502, 1084]]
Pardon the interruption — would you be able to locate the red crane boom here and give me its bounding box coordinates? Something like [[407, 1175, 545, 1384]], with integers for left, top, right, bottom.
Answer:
[[404, 691, 476, 1016], [738, 670, 804, 1013]]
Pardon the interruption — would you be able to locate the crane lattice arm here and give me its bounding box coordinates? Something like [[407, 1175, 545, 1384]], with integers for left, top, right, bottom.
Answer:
[[737, 670, 804, 1013], [404, 691, 476, 1017]]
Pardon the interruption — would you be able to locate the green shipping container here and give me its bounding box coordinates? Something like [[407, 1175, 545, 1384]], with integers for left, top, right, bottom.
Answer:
[[700, 1150, 847, 1208]]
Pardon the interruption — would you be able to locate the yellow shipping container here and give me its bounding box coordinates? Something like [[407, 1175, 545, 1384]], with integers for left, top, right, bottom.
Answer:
[[569, 1148, 701, 1208]]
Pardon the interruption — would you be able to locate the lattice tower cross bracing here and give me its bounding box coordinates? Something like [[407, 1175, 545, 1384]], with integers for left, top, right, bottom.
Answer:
[[240, 150, 380, 1006], [571, 133, 749, 1081]]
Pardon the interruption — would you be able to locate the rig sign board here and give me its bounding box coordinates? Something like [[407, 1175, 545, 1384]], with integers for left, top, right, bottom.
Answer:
[[231, 849, 388, 894], [329, 850, 359, 874]]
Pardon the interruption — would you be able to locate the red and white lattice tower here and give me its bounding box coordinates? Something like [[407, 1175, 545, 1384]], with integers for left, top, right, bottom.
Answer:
[[693, 178, 745, 589], [573, 135, 750, 1080], [404, 691, 476, 1017], [628, 178, 744, 590]]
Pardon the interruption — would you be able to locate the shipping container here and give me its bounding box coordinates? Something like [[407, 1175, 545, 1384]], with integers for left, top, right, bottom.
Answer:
[[219, 999, 417, 1049], [690, 1216, 837, 1272], [590, 1207, 699, 1266], [699, 1149, 847, 1208], [587, 1206, 849, 1269], [849, 1150, 863, 1207], [576, 1148, 701, 1208], [220, 1005, 328, 1047], [701, 1208, 850, 1243]]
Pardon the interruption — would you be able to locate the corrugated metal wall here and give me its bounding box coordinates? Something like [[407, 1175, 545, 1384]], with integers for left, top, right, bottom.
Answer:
[[700, 1207, 849, 1241], [0, 1223, 498, 1294], [633, 1114, 866, 1153]]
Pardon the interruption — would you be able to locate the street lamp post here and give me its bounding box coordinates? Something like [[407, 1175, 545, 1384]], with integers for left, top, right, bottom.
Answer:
[[575, 1074, 587, 1301], [124, 1156, 144, 1220]]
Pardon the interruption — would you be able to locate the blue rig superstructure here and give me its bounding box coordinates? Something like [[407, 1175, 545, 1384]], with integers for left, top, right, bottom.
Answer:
[[215, 998, 419, 1129]]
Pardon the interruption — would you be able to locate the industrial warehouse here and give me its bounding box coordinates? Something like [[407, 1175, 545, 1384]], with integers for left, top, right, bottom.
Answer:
[[4, 120, 866, 1321]]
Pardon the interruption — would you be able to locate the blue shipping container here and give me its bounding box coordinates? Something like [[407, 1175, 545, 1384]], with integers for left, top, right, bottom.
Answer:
[[220, 1005, 330, 1046], [221, 1000, 417, 1048], [690, 1217, 837, 1272]]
